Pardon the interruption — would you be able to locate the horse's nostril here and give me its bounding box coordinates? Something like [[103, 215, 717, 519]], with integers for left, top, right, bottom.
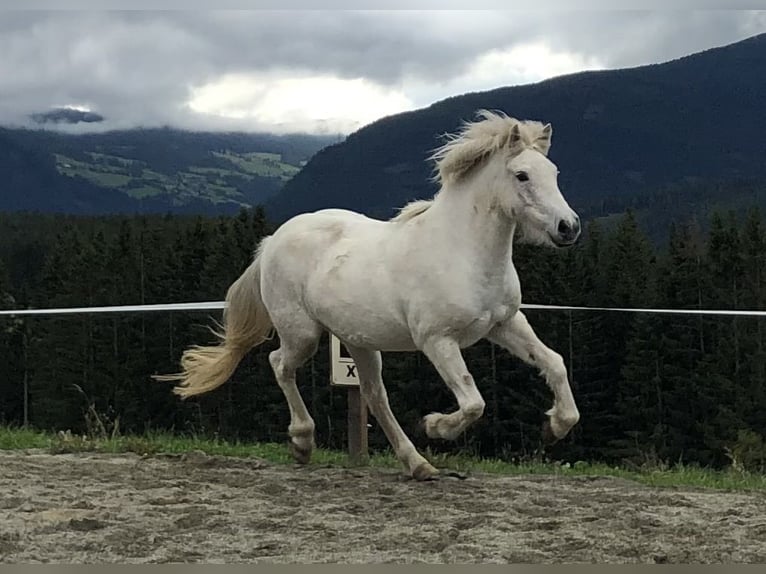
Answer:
[[558, 220, 570, 235]]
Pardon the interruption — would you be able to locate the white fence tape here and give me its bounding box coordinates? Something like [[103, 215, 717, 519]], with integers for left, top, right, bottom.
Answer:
[[2, 301, 766, 317], [0, 301, 225, 316], [520, 304, 766, 317]]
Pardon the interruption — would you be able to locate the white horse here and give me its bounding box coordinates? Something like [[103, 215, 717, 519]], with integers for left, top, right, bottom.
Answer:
[[158, 110, 581, 480]]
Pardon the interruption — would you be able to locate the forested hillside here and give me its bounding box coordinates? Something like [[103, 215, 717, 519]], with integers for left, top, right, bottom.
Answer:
[[0, 127, 334, 214], [2, 208, 765, 471], [267, 33, 766, 240], [3, 34, 765, 236]]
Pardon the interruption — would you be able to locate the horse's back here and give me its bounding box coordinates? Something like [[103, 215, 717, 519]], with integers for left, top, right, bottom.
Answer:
[[260, 208, 388, 286], [266, 209, 383, 252]]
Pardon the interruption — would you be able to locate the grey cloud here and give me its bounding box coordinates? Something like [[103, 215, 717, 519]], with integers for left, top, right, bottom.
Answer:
[[535, 11, 760, 69], [0, 10, 763, 132], [167, 11, 525, 83]]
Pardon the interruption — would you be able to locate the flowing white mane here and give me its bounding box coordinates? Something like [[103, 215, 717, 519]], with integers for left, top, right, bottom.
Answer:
[[391, 110, 552, 223], [390, 199, 434, 222]]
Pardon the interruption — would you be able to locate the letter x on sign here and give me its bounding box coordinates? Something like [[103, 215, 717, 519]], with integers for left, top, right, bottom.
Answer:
[[330, 335, 360, 387]]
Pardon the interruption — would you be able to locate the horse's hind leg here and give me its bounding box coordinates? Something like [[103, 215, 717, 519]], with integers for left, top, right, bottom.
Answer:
[[268, 321, 322, 464], [345, 343, 439, 481]]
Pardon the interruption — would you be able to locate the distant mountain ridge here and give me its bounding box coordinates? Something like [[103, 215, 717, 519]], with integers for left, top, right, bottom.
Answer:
[[30, 107, 105, 125], [265, 33, 766, 233], [0, 126, 335, 214], [3, 33, 765, 228]]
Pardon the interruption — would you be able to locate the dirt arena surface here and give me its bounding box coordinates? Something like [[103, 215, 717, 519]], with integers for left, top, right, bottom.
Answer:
[[2, 450, 766, 563]]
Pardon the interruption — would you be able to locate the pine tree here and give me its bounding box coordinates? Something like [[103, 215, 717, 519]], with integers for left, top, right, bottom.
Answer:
[[564, 220, 615, 459], [0, 258, 23, 424], [739, 209, 766, 435], [700, 211, 761, 464], [592, 212, 654, 460], [27, 224, 93, 430]]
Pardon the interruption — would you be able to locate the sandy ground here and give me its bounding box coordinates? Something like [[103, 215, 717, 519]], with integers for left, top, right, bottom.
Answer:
[[2, 449, 766, 563]]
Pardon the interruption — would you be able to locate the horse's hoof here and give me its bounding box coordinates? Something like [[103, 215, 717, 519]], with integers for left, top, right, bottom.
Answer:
[[290, 442, 313, 465], [541, 421, 560, 446], [412, 461, 440, 481]]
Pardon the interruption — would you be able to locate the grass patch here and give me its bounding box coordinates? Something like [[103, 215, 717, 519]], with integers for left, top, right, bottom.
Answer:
[[55, 154, 134, 187], [141, 169, 168, 181], [125, 186, 165, 199], [0, 426, 51, 449], [2, 426, 765, 491], [52, 149, 297, 208], [213, 151, 300, 180], [82, 171, 133, 187], [188, 166, 254, 181], [207, 183, 244, 198], [87, 152, 136, 167]]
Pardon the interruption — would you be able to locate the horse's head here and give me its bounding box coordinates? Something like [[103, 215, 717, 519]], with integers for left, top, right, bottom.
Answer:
[[503, 125, 580, 247], [431, 110, 580, 248]]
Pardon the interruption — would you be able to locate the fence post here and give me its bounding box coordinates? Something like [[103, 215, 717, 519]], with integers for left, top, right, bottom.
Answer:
[[330, 334, 368, 463], [347, 387, 368, 464], [22, 324, 29, 427]]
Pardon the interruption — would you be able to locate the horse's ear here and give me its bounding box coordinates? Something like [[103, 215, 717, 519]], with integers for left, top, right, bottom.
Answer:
[[536, 123, 552, 155], [508, 124, 522, 146]]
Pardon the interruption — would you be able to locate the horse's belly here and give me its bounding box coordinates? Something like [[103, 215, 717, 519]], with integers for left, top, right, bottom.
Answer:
[[306, 271, 416, 351], [314, 303, 417, 351]]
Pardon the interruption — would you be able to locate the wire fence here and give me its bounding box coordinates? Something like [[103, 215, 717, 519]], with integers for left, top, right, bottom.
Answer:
[[4, 301, 766, 317], [3, 299, 765, 465]]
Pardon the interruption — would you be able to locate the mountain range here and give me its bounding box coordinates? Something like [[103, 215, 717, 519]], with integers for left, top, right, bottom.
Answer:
[[1, 33, 765, 234], [0, 126, 335, 215], [265, 33, 766, 237]]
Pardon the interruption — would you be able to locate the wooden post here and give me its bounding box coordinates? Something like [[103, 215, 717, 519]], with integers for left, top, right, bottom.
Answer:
[[347, 387, 368, 464], [330, 334, 368, 464], [22, 326, 29, 427]]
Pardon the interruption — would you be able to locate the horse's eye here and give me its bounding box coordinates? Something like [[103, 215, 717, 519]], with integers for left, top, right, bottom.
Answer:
[[515, 171, 529, 182]]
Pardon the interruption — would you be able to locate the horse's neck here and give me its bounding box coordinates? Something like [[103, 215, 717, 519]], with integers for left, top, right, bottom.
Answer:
[[425, 184, 516, 273]]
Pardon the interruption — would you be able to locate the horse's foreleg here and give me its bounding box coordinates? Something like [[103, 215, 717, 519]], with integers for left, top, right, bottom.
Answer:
[[488, 311, 579, 443], [420, 337, 486, 441], [345, 344, 438, 481]]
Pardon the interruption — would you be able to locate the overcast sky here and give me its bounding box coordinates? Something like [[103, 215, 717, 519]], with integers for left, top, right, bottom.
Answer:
[[0, 10, 764, 135]]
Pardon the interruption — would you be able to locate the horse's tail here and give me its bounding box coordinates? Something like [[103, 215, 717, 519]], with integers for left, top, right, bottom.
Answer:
[[155, 238, 274, 399]]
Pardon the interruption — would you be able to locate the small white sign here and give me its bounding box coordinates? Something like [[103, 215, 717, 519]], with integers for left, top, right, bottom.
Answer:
[[330, 334, 359, 387]]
